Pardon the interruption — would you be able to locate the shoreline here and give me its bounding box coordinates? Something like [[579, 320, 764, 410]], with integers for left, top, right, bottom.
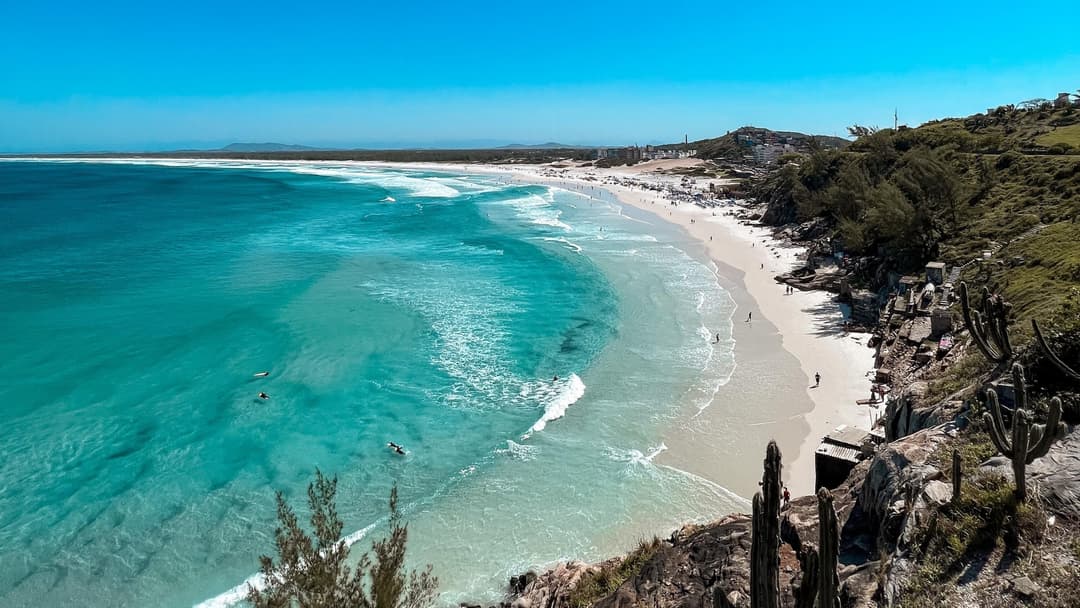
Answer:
[[382, 159, 876, 496], [12, 155, 877, 494], [592, 178, 876, 495], [7, 157, 879, 607]]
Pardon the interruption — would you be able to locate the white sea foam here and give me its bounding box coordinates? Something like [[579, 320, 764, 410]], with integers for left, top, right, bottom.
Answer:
[[194, 572, 264, 608], [367, 275, 527, 412], [521, 373, 586, 438], [607, 443, 669, 466], [26, 157, 463, 198], [286, 166, 461, 198], [614, 233, 658, 242], [498, 194, 572, 231], [496, 439, 540, 461], [539, 236, 583, 253], [654, 463, 751, 508]]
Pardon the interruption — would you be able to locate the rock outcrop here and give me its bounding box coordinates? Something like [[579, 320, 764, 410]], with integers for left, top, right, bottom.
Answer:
[[499, 427, 964, 608]]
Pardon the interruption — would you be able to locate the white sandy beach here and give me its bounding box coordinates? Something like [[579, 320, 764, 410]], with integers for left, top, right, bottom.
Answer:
[[594, 173, 877, 496], [384, 159, 877, 496]]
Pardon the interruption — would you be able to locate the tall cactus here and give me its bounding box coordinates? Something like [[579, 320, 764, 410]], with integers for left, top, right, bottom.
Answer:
[[984, 364, 1065, 500], [959, 282, 1013, 364], [951, 449, 962, 505], [792, 546, 818, 608], [816, 488, 841, 608], [750, 441, 782, 608], [1032, 318, 1080, 381]]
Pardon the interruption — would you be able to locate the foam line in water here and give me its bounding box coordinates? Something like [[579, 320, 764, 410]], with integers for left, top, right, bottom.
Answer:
[[607, 443, 669, 466], [654, 463, 751, 508], [539, 237, 583, 253], [497, 194, 572, 231], [22, 157, 463, 198], [521, 373, 585, 439]]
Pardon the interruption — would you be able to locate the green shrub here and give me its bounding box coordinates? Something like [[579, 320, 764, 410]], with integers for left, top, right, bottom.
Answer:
[[567, 537, 662, 608]]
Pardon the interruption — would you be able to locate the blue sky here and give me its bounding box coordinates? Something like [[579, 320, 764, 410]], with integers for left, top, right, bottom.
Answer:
[[1, 0, 1078, 152]]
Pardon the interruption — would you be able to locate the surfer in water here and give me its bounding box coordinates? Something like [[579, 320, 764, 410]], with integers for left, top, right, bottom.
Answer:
[[387, 441, 406, 455], [258, 392, 270, 400], [552, 375, 559, 382]]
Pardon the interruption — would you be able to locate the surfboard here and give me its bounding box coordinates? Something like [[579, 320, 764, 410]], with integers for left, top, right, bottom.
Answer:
[[253, 371, 270, 378]]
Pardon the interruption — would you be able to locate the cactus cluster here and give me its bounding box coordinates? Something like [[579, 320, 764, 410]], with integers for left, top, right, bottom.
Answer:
[[1032, 318, 1080, 381], [750, 442, 842, 608], [959, 281, 1013, 364], [750, 441, 782, 608], [984, 364, 1065, 500]]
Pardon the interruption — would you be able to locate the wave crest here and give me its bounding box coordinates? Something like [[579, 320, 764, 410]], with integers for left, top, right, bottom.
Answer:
[[521, 373, 585, 439]]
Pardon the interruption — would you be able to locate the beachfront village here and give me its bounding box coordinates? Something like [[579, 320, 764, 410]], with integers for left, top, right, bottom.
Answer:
[[593, 126, 841, 169]]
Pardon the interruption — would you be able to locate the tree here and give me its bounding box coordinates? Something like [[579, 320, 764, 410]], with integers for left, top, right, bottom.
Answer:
[[846, 125, 879, 139], [248, 471, 439, 608], [1018, 98, 1050, 111]]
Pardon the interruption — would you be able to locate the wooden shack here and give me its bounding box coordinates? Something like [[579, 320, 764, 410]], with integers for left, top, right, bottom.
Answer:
[[815, 425, 885, 489]]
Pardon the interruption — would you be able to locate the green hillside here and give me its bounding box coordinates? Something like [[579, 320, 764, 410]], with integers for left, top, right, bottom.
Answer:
[[754, 97, 1080, 334], [1038, 123, 1080, 148], [670, 126, 849, 162]]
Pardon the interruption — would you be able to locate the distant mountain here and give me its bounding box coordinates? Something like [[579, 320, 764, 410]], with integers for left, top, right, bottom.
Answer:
[[220, 142, 327, 152], [497, 142, 590, 150]]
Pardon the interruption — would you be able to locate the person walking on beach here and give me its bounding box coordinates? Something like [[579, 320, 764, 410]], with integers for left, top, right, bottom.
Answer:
[[746, 312, 752, 322], [814, 372, 821, 387]]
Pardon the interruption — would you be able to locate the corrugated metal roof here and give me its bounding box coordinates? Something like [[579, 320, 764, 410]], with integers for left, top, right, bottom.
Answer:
[[825, 425, 872, 449], [816, 443, 861, 463]]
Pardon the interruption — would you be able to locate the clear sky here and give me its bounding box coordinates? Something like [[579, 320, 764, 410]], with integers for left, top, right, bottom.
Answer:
[[2, 0, 1078, 152]]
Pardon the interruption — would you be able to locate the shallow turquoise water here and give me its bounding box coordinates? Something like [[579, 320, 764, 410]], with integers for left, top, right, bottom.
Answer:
[[0, 160, 742, 607]]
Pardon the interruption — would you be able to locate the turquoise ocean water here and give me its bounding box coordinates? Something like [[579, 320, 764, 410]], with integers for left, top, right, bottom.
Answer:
[[0, 160, 743, 607]]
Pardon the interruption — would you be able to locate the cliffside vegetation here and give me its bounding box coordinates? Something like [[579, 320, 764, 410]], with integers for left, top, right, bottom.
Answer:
[[754, 96, 1080, 338]]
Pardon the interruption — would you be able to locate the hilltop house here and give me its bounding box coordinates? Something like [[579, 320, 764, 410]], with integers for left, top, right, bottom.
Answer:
[[752, 143, 796, 165]]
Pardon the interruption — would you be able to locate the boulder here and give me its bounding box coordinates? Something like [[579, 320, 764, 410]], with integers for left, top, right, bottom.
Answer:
[[921, 479, 952, 507], [1009, 575, 1040, 598], [851, 427, 950, 553], [1028, 427, 1080, 518]]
